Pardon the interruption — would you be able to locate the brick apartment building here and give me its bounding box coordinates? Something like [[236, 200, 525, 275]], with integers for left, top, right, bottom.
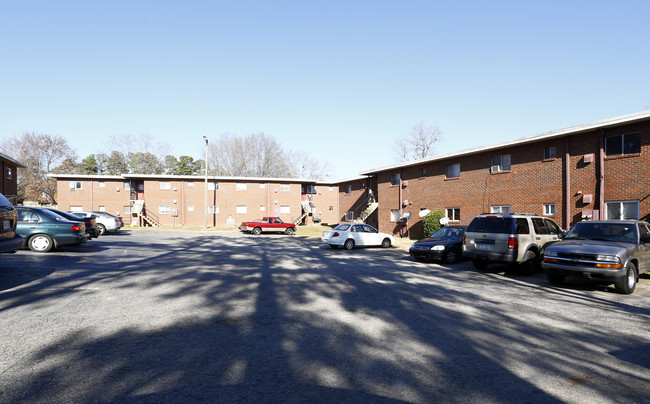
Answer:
[[1, 152, 26, 203], [338, 110, 650, 237], [50, 111, 650, 235], [51, 174, 340, 227]]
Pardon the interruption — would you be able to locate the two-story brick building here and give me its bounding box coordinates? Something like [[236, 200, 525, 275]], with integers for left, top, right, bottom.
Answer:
[[348, 110, 650, 237], [1, 152, 26, 203], [51, 174, 340, 227]]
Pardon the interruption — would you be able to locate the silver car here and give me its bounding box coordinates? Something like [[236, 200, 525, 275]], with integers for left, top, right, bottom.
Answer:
[[542, 220, 650, 294], [71, 211, 123, 235]]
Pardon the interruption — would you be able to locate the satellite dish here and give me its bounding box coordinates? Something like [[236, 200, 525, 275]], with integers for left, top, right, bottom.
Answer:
[[402, 211, 412, 219], [439, 217, 449, 226], [419, 209, 431, 218]]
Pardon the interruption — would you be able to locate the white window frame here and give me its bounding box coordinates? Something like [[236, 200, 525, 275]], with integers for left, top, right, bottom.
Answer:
[[187, 181, 194, 188], [544, 203, 556, 216], [260, 183, 266, 189], [280, 205, 290, 214], [159, 181, 171, 190], [187, 205, 194, 212], [280, 184, 290, 192], [236, 205, 247, 214], [69, 205, 83, 212], [446, 207, 460, 221], [69, 181, 82, 190], [390, 209, 401, 222], [236, 183, 247, 191], [329, 186, 334, 191], [605, 200, 640, 220], [6, 168, 12, 180], [208, 182, 218, 191], [544, 146, 556, 160], [124, 182, 131, 191], [98, 181, 105, 188], [345, 211, 355, 221], [390, 173, 400, 186], [98, 206, 106, 212], [491, 205, 511, 214], [491, 154, 511, 173], [208, 206, 219, 214], [159, 205, 171, 214], [344, 185, 352, 195], [259, 205, 266, 212]]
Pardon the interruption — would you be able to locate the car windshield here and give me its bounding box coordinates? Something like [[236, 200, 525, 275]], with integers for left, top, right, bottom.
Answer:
[[566, 222, 637, 243], [467, 217, 514, 234], [431, 227, 464, 239]]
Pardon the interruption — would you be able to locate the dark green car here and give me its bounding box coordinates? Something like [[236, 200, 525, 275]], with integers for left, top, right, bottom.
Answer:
[[15, 207, 88, 252]]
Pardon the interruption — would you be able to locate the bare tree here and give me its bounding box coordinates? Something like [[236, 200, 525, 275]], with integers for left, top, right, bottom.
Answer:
[[105, 133, 171, 161], [207, 132, 330, 179], [394, 122, 442, 162], [0, 132, 76, 204]]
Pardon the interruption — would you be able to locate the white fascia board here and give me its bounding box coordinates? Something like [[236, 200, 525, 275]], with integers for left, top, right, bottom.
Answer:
[[360, 110, 650, 175], [121, 174, 320, 183], [48, 174, 126, 180], [0, 153, 27, 168]]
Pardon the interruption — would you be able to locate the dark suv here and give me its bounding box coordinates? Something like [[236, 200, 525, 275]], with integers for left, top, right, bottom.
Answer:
[[542, 220, 650, 294], [0, 193, 24, 253], [463, 213, 563, 274]]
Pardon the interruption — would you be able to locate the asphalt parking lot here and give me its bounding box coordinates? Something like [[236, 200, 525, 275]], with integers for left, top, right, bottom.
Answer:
[[1, 230, 649, 403]]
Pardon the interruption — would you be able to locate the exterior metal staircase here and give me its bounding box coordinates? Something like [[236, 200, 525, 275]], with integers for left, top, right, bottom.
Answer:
[[294, 200, 312, 225], [132, 200, 161, 227], [356, 201, 378, 223]]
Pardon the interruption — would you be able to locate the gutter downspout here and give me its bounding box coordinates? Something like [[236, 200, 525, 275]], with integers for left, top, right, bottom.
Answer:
[[91, 180, 94, 210], [181, 179, 185, 226], [564, 137, 570, 229], [599, 130, 605, 219]]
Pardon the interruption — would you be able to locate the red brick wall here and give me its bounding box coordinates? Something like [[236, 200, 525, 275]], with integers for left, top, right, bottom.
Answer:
[[375, 119, 650, 237]]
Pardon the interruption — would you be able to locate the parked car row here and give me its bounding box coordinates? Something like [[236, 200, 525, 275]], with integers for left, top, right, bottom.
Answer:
[[325, 211, 650, 295], [0, 194, 124, 254]]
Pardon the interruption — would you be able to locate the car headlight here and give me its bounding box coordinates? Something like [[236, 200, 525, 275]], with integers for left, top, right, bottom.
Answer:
[[431, 245, 445, 251], [596, 255, 619, 263]]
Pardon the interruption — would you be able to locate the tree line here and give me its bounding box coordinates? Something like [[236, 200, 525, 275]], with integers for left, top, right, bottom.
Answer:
[[1, 124, 440, 204]]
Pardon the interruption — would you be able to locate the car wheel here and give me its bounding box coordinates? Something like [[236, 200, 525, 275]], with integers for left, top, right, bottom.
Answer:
[[547, 272, 565, 285], [443, 249, 458, 264], [614, 262, 637, 294], [28, 234, 54, 252], [380, 238, 391, 248], [344, 239, 355, 250], [97, 224, 107, 235], [472, 259, 488, 270], [284, 227, 294, 235], [330, 244, 339, 249], [518, 250, 538, 275], [252, 227, 262, 235]]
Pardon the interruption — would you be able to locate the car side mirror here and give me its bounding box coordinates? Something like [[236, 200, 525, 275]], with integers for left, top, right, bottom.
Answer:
[[560, 230, 568, 239]]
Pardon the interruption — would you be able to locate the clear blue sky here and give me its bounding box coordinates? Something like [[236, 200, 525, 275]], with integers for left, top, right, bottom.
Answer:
[[1, 1, 648, 180]]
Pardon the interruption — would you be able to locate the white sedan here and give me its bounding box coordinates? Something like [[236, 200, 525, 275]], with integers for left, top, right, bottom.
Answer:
[[322, 223, 395, 250]]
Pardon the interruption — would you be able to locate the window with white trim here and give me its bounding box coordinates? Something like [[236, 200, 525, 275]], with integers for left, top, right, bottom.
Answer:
[[390, 209, 401, 222], [544, 203, 556, 216], [69, 181, 82, 190], [187, 205, 194, 212], [124, 182, 131, 190], [606, 201, 639, 220], [123, 206, 131, 215], [491, 154, 511, 173], [6, 168, 12, 180], [305, 185, 316, 194], [446, 208, 460, 221], [159, 181, 171, 190], [159, 205, 171, 214], [345, 211, 355, 221], [344, 185, 352, 195], [208, 206, 219, 214], [280, 184, 290, 192], [445, 163, 460, 178], [98, 181, 105, 188], [259, 205, 265, 212], [187, 181, 194, 188], [419, 168, 427, 178], [491, 205, 511, 214], [208, 182, 218, 191], [69, 206, 83, 212], [236, 183, 247, 191], [544, 146, 556, 160], [329, 205, 334, 211], [280, 205, 290, 214], [329, 186, 334, 191], [236, 205, 247, 214], [98, 206, 106, 212]]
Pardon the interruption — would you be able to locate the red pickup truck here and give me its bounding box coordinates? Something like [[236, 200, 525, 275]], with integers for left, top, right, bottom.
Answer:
[[239, 217, 296, 235]]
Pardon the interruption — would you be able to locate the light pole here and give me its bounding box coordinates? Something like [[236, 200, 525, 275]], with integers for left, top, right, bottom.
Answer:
[[203, 135, 208, 229]]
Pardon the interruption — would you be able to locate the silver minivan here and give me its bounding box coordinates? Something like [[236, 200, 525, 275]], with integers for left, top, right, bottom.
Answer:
[[463, 213, 563, 274]]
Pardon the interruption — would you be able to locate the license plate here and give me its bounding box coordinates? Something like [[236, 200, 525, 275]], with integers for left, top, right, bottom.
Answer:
[[476, 243, 493, 251], [2, 220, 9, 230], [415, 246, 428, 250]]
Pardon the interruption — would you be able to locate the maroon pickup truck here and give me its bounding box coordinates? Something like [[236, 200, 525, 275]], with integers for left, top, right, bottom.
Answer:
[[239, 217, 296, 235]]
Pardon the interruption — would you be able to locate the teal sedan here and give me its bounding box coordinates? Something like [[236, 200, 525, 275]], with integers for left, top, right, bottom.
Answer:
[[15, 207, 88, 252]]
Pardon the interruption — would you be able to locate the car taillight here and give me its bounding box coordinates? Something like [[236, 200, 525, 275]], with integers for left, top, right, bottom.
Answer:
[[71, 225, 81, 231], [507, 236, 518, 249], [333, 232, 340, 237], [462, 234, 466, 245]]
